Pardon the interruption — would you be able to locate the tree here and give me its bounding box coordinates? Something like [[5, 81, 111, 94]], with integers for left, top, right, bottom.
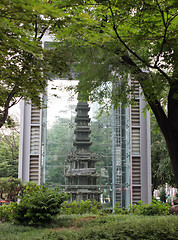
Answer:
[[53, 0, 178, 186], [0, 126, 19, 178], [0, 177, 23, 202], [90, 112, 112, 187], [0, 0, 73, 128], [90, 112, 112, 202], [159, 187, 167, 203], [45, 116, 75, 186], [151, 114, 175, 189]]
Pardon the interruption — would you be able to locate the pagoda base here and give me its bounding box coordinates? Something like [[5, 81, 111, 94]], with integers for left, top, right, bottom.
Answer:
[[65, 186, 101, 202]]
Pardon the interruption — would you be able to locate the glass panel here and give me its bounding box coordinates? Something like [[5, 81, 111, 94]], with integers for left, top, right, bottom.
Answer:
[[41, 79, 130, 208]]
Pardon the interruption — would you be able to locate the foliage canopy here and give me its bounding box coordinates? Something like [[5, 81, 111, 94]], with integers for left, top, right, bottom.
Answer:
[[0, 0, 73, 128], [1, 0, 178, 185], [0, 129, 19, 178], [52, 0, 178, 186]]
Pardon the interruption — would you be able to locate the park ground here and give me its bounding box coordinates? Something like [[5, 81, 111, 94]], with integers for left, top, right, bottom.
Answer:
[[0, 214, 178, 240]]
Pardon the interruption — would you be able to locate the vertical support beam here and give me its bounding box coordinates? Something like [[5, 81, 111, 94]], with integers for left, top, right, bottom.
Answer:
[[41, 93, 48, 184], [112, 106, 130, 210], [18, 101, 31, 182], [140, 95, 152, 203], [125, 107, 130, 207], [18, 100, 42, 184], [112, 107, 116, 211]]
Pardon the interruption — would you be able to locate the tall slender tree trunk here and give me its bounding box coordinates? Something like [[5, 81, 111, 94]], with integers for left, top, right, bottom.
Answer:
[[118, 54, 178, 186], [0, 86, 18, 128], [165, 131, 178, 187], [166, 86, 178, 187], [131, 65, 178, 187], [150, 86, 178, 187]]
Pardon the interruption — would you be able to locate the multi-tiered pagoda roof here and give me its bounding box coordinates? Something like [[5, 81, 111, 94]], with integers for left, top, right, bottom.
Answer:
[[65, 101, 101, 202]]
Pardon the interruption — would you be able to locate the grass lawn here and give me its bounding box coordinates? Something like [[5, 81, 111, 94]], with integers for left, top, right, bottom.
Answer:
[[0, 222, 51, 240], [0, 214, 178, 240]]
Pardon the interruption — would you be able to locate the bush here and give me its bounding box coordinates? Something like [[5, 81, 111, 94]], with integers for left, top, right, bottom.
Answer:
[[113, 199, 170, 216], [0, 202, 16, 222], [113, 203, 129, 214], [12, 184, 68, 226], [60, 199, 102, 215], [41, 215, 178, 240], [0, 177, 24, 203], [173, 192, 178, 205], [159, 187, 167, 203], [51, 214, 78, 228], [129, 199, 171, 215]]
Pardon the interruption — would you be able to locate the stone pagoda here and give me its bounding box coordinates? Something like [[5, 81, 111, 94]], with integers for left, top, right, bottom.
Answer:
[[65, 101, 101, 202]]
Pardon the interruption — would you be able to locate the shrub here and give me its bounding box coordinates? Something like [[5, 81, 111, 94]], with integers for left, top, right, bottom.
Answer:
[[51, 214, 78, 228], [0, 177, 24, 203], [41, 215, 178, 240], [12, 184, 68, 226], [113, 203, 129, 214], [159, 187, 167, 203], [113, 199, 170, 216], [173, 192, 178, 205], [130, 199, 171, 215], [0, 201, 16, 222], [60, 199, 102, 215]]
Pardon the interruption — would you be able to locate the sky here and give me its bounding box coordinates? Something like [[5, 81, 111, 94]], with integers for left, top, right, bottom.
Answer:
[[46, 79, 78, 129], [2, 79, 100, 132]]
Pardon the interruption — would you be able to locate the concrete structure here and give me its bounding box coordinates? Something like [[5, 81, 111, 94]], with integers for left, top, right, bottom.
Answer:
[[18, 102, 42, 184], [111, 79, 152, 208]]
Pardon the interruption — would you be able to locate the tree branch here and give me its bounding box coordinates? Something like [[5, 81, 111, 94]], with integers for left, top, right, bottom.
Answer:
[[155, 0, 166, 26], [119, 53, 170, 140], [168, 13, 178, 24], [108, 3, 149, 66], [34, 15, 38, 39], [154, 0, 175, 68], [0, 86, 18, 128], [108, 0, 171, 83], [38, 25, 50, 40]]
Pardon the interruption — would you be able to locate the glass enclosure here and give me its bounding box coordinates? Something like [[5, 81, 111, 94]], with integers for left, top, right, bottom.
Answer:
[[41, 79, 130, 208]]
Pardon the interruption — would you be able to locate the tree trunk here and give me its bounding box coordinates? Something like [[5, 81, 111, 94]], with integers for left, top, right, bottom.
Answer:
[[0, 86, 18, 128], [117, 53, 178, 186], [166, 86, 178, 187], [165, 131, 178, 188], [126, 57, 178, 187], [150, 86, 178, 187]]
